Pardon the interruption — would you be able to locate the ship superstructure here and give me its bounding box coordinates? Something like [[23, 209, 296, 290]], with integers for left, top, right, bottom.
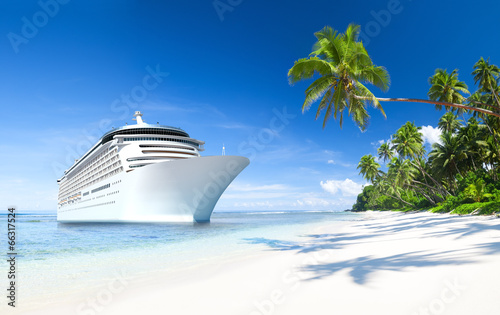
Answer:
[[57, 111, 249, 222]]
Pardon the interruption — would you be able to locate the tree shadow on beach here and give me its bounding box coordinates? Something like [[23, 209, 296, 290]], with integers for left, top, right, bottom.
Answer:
[[352, 214, 499, 240], [243, 231, 379, 253], [301, 241, 500, 284], [244, 216, 500, 285]]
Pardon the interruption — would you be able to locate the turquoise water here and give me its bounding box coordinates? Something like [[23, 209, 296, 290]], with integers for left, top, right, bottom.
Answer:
[[0, 210, 360, 305]]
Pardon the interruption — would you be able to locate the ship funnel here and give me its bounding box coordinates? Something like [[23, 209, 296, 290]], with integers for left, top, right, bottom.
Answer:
[[133, 111, 144, 124]]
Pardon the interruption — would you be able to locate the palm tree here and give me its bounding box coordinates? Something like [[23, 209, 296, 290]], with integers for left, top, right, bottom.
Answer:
[[472, 57, 500, 108], [391, 122, 425, 160], [391, 122, 450, 196], [428, 69, 470, 112], [373, 173, 414, 207], [428, 132, 467, 191], [464, 178, 492, 203], [289, 25, 500, 128], [457, 117, 487, 172], [438, 112, 461, 134], [357, 154, 380, 183], [287, 24, 389, 130], [377, 142, 394, 163]]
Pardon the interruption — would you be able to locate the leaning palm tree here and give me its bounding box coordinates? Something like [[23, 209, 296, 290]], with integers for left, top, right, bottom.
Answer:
[[287, 24, 389, 130], [391, 122, 450, 196], [288, 24, 500, 128]]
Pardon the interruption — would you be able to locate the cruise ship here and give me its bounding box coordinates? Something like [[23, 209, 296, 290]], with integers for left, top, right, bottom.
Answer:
[[57, 111, 249, 223]]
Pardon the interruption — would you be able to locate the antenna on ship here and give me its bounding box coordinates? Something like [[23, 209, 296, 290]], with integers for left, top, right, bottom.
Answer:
[[133, 111, 145, 124], [222, 143, 226, 156]]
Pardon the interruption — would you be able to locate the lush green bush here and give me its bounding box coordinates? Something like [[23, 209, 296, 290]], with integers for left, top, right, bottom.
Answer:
[[441, 195, 461, 212], [429, 205, 446, 213], [352, 185, 374, 211], [479, 202, 500, 215], [450, 201, 500, 215]]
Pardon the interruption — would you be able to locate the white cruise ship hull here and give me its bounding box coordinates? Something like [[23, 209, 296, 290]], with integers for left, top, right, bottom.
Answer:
[[57, 155, 249, 223]]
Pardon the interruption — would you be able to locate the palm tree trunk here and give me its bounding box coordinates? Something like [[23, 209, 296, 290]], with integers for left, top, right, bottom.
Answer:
[[381, 192, 414, 207], [412, 180, 444, 202], [375, 97, 500, 117], [408, 183, 436, 205], [353, 95, 500, 118], [409, 161, 451, 197], [488, 81, 500, 109]]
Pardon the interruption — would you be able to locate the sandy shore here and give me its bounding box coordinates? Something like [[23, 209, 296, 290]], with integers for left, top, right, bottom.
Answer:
[[16, 211, 500, 315]]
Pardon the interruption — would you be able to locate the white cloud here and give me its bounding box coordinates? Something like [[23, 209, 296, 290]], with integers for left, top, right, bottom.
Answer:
[[327, 160, 335, 164], [420, 125, 442, 146], [320, 179, 365, 197]]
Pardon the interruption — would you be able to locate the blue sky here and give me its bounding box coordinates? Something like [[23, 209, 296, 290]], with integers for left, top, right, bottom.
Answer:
[[1, 0, 499, 212]]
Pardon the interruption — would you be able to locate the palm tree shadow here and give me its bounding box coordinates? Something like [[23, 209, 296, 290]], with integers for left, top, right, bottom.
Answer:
[[302, 241, 500, 284], [243, 232, 377, 253]]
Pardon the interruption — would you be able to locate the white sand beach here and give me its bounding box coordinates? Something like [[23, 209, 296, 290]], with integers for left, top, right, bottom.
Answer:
[[17, 211, 500, 315]]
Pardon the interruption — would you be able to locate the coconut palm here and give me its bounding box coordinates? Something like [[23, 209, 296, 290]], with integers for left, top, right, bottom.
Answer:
[[457, 117, 487, 172], [357, 154, 380, 183], [391, 122, 451, 196], [429, 132, 468, 191], [289, 25, 500, 128], [464, 178, 492, 203], [438, 112, 461, 134], [373, 174, 414, 207], [391, 122, 425, 160], [377, 142, 394, 163], [287, 24, 389, 130], [472, 57, 500, 108], [428, 69, 470, 112]]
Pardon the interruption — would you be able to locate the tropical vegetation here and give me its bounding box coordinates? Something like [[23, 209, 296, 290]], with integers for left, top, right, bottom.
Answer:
[[352, 112, 500, 214], [288, 24, 500, 215], [288, 24, 500, 131]]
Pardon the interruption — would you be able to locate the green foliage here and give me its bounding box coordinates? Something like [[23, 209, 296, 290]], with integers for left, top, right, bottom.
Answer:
[[441, 195, 461, 212], [429, 205, 446, 213], [288, 24, 390, 130], [352, 185, 374, 211], [428, 69, 470, 112], [450, 201, 500, 215], [463, 178, 493, 202], [350, 57, 500, 215]]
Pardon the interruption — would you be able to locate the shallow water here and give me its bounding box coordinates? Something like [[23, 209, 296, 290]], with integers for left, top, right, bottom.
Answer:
[[0, 210, 359, 305]]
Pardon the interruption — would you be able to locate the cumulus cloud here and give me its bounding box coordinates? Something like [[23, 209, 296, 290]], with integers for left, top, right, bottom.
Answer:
[[327, 160, 335, 164], [420, 125, 442, 146], [320, 179, 365, 197]]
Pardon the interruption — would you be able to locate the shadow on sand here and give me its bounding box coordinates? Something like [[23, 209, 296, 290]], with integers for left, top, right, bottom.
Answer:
[[243, 214, 500, 285]]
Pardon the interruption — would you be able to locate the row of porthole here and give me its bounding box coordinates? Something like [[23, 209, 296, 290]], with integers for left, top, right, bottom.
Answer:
[[59, 200, 116, 213]]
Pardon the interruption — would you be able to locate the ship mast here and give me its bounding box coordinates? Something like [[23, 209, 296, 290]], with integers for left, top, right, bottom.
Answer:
[[133, 111, 145, 124]]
